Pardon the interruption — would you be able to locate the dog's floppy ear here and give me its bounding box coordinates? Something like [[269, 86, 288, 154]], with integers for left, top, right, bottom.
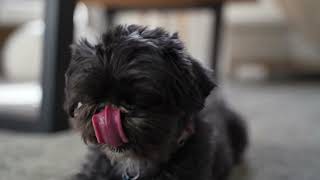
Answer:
[[159, 32, 216, 110], [191, 60, 216, 99], [162, 32, 216, 99]]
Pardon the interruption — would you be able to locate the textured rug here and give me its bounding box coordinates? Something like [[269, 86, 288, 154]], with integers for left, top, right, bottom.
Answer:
[[1, 81, 320, 180]]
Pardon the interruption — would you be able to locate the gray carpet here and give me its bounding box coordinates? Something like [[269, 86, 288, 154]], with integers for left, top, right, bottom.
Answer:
[[1, 81, 320, 180]]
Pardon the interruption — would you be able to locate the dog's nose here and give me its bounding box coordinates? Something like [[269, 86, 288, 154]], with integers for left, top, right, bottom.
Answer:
[[96, 103, 128, 114], [96, 103, 108, 113]]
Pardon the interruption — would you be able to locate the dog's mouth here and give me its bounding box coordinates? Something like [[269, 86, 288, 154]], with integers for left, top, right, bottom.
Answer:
[[92, 105, 129, 148]]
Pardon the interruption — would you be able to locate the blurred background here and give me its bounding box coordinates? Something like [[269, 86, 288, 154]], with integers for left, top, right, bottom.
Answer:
[[0, 0, 319, 179]]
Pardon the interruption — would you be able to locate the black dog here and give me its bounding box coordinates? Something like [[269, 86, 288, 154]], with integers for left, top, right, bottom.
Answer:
[[64, 25, 247, 180]]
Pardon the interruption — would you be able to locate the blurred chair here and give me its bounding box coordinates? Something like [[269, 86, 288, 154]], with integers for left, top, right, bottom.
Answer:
[[0, 0, 255, 132]]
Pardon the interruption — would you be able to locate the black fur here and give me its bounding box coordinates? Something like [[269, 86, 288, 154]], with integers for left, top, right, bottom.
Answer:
[[64, 25, 248, 180]]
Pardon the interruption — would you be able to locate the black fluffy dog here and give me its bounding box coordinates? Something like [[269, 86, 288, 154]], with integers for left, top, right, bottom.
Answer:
[[64, 25, 247, 180]]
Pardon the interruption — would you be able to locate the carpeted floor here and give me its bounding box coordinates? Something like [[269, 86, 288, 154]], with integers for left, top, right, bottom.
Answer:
[[1, 81, 320, 180]]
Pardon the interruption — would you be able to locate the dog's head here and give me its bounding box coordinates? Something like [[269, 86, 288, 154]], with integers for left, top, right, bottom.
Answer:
[[64, 25, 215, 165]]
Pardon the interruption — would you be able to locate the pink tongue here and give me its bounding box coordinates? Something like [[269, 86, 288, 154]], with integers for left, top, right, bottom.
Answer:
[[91, 105, 128, 147]]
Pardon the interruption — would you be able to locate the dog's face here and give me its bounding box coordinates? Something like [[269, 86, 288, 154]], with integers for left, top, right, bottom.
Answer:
[[64, 25, 215, 165]]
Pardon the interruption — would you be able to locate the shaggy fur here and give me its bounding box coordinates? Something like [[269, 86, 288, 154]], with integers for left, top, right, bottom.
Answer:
[[64, 25, 248, 180]]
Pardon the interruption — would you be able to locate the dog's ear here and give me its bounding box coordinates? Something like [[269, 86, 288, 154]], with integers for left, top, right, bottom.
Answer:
[[162, 32, 216, 99], [158, 32, 216, 112], [191, 60, 216, 99]]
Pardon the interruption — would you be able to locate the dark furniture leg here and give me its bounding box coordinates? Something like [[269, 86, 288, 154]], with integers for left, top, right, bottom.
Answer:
[[106, 9, 117, 29], [211, 3, 224, 75], [40, 0, 76, 132]]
